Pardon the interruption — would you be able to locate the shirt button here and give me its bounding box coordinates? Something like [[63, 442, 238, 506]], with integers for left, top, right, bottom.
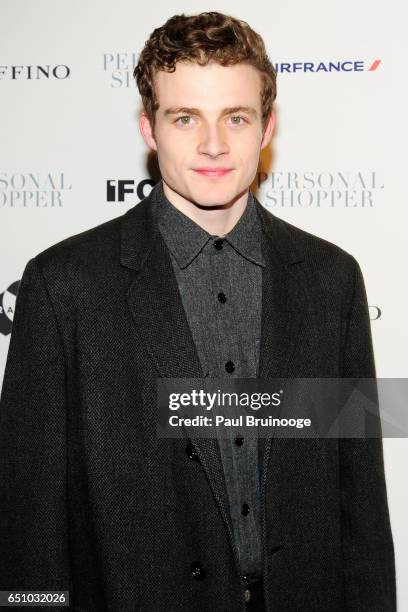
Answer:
[[242, 503, 250, 516], [235, 436, 244, 446], [214, 238, 224, 250], [225, 361, 235, 373], [217, 292, 227, 303]]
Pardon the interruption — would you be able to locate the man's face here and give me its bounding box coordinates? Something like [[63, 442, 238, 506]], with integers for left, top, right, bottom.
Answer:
[[139, 61, 275, 208]]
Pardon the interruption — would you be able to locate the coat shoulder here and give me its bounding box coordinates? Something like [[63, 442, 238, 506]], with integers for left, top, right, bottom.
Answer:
[[262, 206, 360, 275], [257, 206, 363, 312], [26, 207, 137, 302], [33, 213, 125, 271]]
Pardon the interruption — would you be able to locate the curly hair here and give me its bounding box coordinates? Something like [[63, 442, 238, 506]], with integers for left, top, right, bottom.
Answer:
[[133, 12, 277, 134]]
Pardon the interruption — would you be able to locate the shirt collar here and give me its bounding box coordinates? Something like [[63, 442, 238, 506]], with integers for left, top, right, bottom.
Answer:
[[156, 179, 265, 269]]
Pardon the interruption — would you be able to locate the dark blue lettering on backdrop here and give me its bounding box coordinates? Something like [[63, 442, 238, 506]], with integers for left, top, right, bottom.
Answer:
[[273, 59, 381, 73]]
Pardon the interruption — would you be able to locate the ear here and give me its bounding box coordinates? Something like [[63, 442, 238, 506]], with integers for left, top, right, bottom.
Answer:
[[139, 112, 158, 151], [260, 110, 276, 150]]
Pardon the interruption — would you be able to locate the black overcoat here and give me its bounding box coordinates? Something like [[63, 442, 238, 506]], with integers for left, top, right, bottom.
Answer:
[[0, 183, 396, 611]]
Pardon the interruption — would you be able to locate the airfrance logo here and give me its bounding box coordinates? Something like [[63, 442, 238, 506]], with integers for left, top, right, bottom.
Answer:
[[274, 59, 382, 73]]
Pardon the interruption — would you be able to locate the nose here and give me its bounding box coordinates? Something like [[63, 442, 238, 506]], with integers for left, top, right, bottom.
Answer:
[[197, 123, 229, 158]]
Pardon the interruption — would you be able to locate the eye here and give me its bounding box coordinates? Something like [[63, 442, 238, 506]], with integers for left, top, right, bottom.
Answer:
[[229, 115, 247, 125], [175, 115, 194, 126]]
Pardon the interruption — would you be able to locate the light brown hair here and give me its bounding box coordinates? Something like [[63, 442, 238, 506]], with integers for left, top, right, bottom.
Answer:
[[133, 11, 277, 134]]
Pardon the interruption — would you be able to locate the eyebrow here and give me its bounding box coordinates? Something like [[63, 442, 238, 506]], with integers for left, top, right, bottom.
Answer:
[[163, 106, 258, 118]]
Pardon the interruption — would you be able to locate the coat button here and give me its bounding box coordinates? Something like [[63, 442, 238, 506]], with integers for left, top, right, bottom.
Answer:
[[186, 442, 199, 461], [235, 436, 244, 446], [217, 292, 227, 304], [191, 561, 206, 580], [214, 239, 224, 250], [242, 503, 250, 516]]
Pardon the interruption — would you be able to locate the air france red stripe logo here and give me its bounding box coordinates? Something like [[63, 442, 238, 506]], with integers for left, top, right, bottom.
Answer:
[[368, 59, 382, 71]]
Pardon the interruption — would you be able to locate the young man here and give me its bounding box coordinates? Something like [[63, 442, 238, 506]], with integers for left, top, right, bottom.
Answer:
[[0, 11, 395, 612]]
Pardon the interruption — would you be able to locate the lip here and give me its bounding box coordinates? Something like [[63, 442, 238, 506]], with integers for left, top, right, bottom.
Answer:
[[193, 168, 233, 177]]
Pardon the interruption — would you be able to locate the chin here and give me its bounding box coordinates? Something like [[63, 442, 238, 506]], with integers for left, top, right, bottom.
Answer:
[[191, 186, 233, 204]]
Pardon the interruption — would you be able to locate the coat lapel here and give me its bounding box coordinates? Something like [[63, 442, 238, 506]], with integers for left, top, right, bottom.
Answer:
[[120, 184, 237, 559], [254, 200, 313, 483]]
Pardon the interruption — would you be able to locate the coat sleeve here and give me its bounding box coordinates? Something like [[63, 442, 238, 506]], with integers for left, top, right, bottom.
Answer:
[[0, 257, 72, 606], [340, 257, 396, 611]]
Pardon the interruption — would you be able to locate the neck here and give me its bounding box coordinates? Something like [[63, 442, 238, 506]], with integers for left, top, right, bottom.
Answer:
[[162, 180, 249, 236]]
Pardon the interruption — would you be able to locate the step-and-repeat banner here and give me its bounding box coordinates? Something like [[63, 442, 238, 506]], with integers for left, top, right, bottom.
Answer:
[[1, 0, 406, 604]]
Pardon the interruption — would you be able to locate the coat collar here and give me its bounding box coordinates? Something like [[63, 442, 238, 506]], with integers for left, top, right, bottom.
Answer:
[[120, 178, 304, 272]]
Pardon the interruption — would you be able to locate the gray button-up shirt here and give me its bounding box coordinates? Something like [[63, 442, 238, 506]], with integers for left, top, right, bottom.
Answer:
[[156, 179, 265, 578]]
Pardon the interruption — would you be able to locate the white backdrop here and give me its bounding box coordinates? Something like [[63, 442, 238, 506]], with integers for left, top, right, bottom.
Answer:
[[1, 0, 406, 607]]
